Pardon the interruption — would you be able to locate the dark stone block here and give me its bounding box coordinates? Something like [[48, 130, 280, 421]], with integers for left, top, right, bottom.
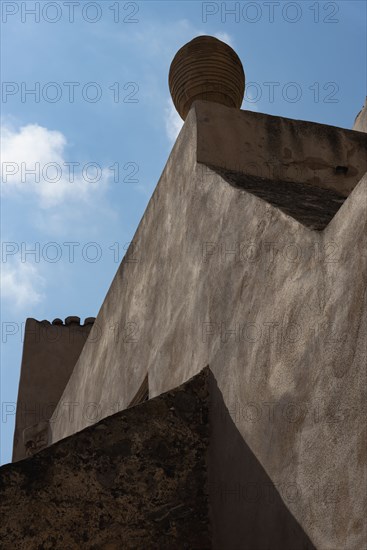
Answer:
[[0, 368, 210, 549]]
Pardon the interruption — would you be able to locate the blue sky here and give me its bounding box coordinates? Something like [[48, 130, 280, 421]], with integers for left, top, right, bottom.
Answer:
[[1, 0, 366, 465]]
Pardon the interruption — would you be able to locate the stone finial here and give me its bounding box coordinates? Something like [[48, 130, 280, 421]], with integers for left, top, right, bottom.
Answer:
[[169, 35, 245, 120]]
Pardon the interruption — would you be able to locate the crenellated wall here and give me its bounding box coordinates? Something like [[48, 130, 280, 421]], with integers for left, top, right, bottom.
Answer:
[[12, 316, 95, 462]]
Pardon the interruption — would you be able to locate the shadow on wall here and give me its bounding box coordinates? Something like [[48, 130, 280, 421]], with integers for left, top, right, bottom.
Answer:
[[208, 371, 316, 550]]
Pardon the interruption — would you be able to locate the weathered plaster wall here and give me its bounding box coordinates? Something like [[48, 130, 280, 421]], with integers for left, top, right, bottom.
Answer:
[[1, 369, 210, 549], [48, 102, 366, 548], [196, 101, 367, 196], [13, 317, 94, 462]]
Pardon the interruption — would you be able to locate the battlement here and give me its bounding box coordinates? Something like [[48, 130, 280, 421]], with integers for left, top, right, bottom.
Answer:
[[12, 317, 95, 461], [36, 316, 96, 327]]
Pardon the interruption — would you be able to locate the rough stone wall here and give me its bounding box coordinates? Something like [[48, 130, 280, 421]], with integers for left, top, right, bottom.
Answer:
[[33, 102, 367, 548], [12, 317, 94, 462], [1, 369, 210, 549]]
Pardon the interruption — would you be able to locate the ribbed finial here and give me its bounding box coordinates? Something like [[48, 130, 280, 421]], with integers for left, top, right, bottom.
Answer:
[[169, 35, 245, 120]]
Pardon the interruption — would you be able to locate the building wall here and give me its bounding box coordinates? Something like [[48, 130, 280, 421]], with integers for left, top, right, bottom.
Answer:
[[195, 101, 366, 197], [47, 102, 366, 548], [12, 318, 93, 462]]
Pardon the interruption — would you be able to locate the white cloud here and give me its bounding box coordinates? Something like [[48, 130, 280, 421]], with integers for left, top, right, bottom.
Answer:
[[243, 100, 260, 112], [1, 260, 45, 310], [131, 19, 235, 57], [164, 98, 184, 144], [105, 19, 236, 147], [242, 86, 260, 112], [1, 123, 110, 208], [213, 31, 234, 47]]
